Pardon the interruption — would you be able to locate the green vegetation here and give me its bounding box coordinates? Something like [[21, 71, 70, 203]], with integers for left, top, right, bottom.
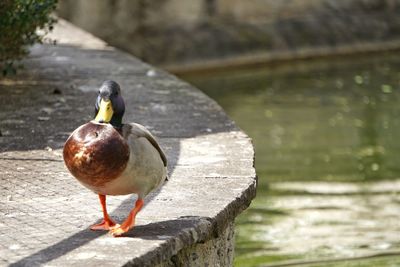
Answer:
[[0, 0, 57, 75]]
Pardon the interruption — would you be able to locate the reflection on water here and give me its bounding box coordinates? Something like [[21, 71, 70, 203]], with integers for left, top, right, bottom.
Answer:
[[181, 53, 400, 266]]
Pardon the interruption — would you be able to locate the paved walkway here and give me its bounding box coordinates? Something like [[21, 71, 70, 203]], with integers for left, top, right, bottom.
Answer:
[[0, 20, 256, 266]]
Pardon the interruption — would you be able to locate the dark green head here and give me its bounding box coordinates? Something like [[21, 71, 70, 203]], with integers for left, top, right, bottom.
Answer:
[[94, 80, 125, 128]]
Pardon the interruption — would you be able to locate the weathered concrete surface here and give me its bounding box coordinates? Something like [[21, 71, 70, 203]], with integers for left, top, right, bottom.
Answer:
[[57, 0, 400, 70], [0, 20, 256, 266]]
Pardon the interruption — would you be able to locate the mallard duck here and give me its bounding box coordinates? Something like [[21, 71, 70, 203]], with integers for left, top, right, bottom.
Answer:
[[63, 80, 167, 236]]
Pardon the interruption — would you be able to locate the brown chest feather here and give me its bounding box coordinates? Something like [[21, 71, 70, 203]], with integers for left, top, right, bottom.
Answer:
[[63, 122, 130, 187]]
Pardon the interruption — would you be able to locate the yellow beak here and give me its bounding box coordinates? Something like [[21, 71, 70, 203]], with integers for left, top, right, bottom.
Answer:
[[95, 99, 114, 123]]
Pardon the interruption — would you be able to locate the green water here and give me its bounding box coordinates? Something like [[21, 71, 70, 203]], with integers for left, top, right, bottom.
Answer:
[[181, 53, 400, 267]]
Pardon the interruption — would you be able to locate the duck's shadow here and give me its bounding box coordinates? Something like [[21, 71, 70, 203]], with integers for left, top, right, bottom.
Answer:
[[9, 216, 208, 267], [119, 216, 209, 239]]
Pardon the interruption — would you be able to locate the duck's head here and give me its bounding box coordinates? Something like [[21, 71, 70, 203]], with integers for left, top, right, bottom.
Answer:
[[95, 80, 125, 128]]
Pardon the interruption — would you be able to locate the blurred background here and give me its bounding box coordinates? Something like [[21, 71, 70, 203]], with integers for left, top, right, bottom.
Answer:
[[58, 0, 400, 71], [57, 1, 400, 266]]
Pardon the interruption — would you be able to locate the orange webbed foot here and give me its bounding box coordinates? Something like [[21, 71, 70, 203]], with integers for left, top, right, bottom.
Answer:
[[90, 219, 118, 231], [109, 198, 144, 237]]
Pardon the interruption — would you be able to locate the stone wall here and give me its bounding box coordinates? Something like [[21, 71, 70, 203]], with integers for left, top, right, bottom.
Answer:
[[156, 222, 234, 267], [57, 0, 400, 68]]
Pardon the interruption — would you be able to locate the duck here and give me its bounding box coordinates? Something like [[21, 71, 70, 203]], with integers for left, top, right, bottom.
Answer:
[[63, 80, 167, 236]]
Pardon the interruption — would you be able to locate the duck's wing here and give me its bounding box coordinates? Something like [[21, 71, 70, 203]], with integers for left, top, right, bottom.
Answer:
[[124, 123, 167, 167]]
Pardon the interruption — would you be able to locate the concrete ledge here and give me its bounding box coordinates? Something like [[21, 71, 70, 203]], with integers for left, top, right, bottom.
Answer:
[[0, 20, 256, 266]]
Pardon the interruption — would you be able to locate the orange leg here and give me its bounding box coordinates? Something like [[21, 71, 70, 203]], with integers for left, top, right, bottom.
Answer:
[[90, 194, 117, 231], [110, 198, 144, 236]]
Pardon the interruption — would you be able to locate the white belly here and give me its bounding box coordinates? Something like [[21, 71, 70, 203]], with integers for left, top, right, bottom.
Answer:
[[93, 136, 167, 197]]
